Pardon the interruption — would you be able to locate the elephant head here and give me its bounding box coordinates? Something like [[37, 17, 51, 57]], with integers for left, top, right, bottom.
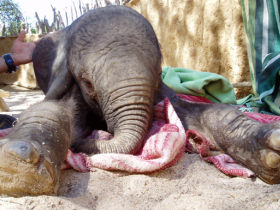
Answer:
[[33, 6, 162, 154]]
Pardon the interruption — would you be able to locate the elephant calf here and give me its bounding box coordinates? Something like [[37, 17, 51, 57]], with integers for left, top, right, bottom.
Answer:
[[1, 5, 280, 196]]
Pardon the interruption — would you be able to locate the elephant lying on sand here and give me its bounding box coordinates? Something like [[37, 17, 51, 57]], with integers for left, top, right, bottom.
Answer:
[[1, 5, 280, 196]]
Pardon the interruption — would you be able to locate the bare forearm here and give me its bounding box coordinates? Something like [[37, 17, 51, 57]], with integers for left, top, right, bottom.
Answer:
[[0, 30, 37, 74], [0, 56, 8, 73]]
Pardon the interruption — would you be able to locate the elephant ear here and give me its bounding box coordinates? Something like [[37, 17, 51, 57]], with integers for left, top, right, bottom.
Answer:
[[33, 30, 74, 100], [44, 61, 74, 100]]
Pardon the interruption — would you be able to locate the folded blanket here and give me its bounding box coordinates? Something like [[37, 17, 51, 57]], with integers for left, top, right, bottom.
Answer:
[[161, 66, 237, 104], [66, 98, 187, 173]]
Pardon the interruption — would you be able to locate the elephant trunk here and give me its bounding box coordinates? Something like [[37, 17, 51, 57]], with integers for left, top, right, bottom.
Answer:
[[95, 80, 154, 154], [96, 106, 150, 154]]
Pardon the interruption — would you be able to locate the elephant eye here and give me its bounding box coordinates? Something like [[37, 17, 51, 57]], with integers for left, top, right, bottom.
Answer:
[[82, 79, 92, 88]]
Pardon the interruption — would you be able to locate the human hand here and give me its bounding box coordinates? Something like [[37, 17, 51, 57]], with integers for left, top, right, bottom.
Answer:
[[10, 30, 38, 66]]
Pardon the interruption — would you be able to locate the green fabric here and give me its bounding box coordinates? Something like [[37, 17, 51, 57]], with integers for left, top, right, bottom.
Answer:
[[241, 0, 280, 115], [161, 66, 237, 104]]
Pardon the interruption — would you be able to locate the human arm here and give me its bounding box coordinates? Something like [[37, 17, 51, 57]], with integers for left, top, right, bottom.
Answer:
[[0, 30, 37, 73]]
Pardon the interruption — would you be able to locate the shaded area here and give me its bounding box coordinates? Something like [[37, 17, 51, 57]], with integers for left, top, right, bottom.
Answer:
[[0, 85, 44, 118]]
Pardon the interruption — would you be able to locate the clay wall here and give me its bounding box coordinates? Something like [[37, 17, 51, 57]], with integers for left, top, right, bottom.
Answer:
[[127, 0, 251, 97]]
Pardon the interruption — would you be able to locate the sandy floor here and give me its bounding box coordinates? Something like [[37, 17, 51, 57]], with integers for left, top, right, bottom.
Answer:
[[0, 85, 44, 118], [0, 86, 280, 210]]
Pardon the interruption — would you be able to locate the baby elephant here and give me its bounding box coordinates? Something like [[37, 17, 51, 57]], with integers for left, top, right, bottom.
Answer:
[[1, 5, 280, 196]]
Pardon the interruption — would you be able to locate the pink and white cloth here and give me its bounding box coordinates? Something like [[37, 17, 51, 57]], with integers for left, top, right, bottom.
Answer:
[[65, 98, 186, 173], [2, 95, 280, 178]]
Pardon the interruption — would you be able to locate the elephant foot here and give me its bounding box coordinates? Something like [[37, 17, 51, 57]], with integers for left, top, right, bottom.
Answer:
[[0, 139, 59, 196], [206, 106, 280, 184], [242, 128, 280, 184], [0, 101, 72, 196], [172, 98, 280, 184]]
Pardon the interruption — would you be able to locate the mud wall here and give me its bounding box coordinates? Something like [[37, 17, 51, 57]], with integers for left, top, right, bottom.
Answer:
[[0, 35, 39, 89], [127, 0, 251, 97]]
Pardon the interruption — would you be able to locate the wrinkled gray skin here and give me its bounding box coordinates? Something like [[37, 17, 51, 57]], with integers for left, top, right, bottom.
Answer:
[[1, 6, 280, 196]]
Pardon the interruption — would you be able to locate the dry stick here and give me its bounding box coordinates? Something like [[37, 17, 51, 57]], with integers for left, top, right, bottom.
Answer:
[[55, 10, 59, 31], [86, 3, 90, 11], [51, 5, 57, 31], [35, 12, 44, 34], [35, 22, 39, 34], [58, 11, 65, 29], [71, 7, 74, 22], [2, 24, 6, 36], [79, 0, 83, 16], [95, 0, 99, 8], [65, 10, 69, 26], [43, 18, 51, 33], [73, 1, 78, 19], [23, 18, 31, 34], [82, 6, 86, 14], [9, 23, 14, 36]]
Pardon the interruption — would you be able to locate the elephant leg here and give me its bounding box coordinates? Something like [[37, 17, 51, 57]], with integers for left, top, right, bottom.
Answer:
[[0, 100, 73, 196], [172, 96, 280, 184], [70, 88, 107, 150]]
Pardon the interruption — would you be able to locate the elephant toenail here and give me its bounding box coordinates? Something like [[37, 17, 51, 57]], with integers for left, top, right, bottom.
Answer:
[[3, 141, 40, 163], [262, 150, 280, 168], [39, 159, 55, 184], [269, 130, 280, 150]]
